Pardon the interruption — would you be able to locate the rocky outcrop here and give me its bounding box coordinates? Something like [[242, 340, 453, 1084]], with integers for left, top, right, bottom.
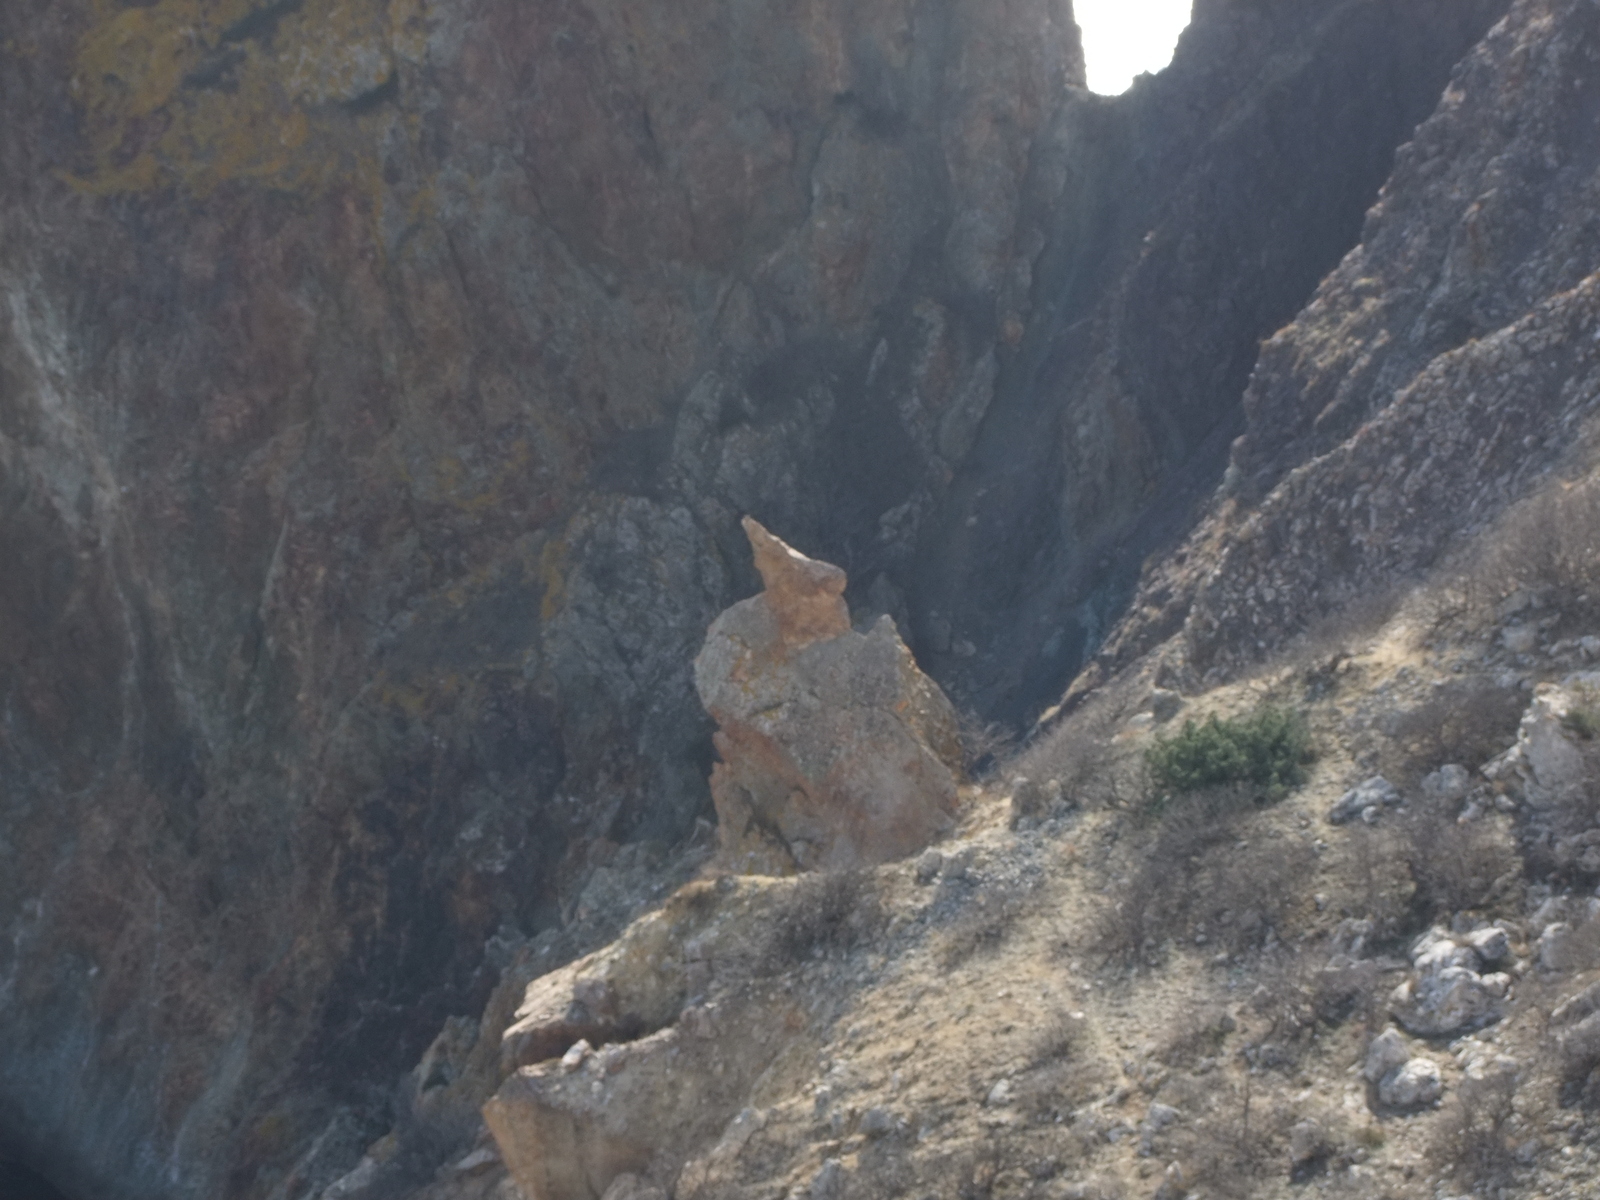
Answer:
[[484, 876, 840, 1200], [1087, 0, 1600, 696], [1389, 927, 1510, 1038], [694, 520, 961, 875]]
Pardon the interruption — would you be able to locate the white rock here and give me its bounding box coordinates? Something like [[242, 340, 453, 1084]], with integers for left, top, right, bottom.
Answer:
[[1411, 929, 1480, 974], [1482, 684, 1588, 806], [986, 1078, 1013, 1106], [560, 1039, 593, 1073], [1379, 1057, 1444, 1110], [1464, 925, 1511, 965], [1364, 1028, 1411, 1083], [1394, 967, 1502, 1036]]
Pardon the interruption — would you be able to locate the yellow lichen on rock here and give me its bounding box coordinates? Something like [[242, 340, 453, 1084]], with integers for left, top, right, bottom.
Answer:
[[64, 0, 433, 203]]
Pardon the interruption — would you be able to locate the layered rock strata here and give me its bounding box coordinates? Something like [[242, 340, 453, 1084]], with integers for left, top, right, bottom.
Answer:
[[694, 520, 962, 875]]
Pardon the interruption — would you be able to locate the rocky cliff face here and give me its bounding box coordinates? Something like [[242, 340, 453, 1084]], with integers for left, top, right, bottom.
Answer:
[[0, 0, 1522, 1196], [1086, 0, 1600, 697]]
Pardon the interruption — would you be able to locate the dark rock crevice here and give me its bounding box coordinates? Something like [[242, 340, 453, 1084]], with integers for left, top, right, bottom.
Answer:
[[902, 0, 1513, 728]]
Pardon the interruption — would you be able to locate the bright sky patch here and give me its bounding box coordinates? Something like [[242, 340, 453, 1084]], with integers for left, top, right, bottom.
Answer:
[[1075, 0, 1193, 95]]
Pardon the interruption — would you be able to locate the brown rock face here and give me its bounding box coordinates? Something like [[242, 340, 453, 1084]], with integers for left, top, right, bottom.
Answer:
[[0, 0, 1521, 1195], [695, 522, 961, 874]]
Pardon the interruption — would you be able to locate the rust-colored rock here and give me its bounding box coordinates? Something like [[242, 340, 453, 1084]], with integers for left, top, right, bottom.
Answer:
[[694, 521, 962, 875], [741, 517, 851, 651]]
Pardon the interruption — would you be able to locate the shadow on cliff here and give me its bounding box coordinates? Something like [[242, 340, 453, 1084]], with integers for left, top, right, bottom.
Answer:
[[0, 1159, 70, 1200], [901, 0, 1513, 731]]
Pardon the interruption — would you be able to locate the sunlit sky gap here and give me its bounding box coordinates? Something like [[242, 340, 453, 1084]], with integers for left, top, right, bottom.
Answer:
[[1075, 0, 1194, 95]]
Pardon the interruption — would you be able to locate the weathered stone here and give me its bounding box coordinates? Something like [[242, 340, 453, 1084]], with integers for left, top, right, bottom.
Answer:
[[1363, 1029, 1411, 1084], [1411, 928, 1481, 975], [1422, 765, 1473, 803], [1379, 1058, 1444, 1111], [1464, 926, 1512, 966], [1288, 1120, 1328, 1170], [1329, 777, 1402, 825], [1484, 681, 1596, 807], [489, 877, 819, 1200], [695, 520, 963, 874], [1392, 967, 1503, 1037], [1539, 922, 1579, 972], [858, 1108, 896, 1139]]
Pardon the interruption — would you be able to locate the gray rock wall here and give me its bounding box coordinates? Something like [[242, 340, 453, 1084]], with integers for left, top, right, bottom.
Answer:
[[0, 0, 1513, 1196], [1092, 0, 1600, 691]]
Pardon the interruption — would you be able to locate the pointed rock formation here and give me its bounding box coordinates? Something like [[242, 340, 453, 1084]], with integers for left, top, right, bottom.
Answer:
[[694, 519, 962, 875]]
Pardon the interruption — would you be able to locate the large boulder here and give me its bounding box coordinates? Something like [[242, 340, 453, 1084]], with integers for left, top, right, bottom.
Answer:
[[1483, 677, 1599, 807], [695, 519, 963, 875]]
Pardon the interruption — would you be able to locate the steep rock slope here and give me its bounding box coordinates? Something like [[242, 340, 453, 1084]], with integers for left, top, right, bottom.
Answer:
[[0, 0, 1509, 1197], [908, 0, 1510, 725], [1086, 0, 1600, 697]]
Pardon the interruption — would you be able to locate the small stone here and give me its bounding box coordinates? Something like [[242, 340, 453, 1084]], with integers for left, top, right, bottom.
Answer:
[[1010, 777, 1048, 827], [1540, 922, 1577, 972], [1502, 625, 1538, 654], [448, 1147, 499, 1176], [914, 849, 944, 885], [1329, 776, 1401, 824], [1364, 1028, 1410, 1083], [809, 1158, 845, 1200], [1143, 1102, 1181, 1131], [1289, 1119, 1327, 1168], [858, 1107, 895, 1138], [560, 1039, 593, 1073], [1464, 926, 1511, 966], [986, 1079, 1014, 1107], [1379, 1058, 1443, 1110]]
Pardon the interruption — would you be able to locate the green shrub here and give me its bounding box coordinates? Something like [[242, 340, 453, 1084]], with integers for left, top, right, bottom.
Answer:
[[1146, 707, 1311, 805]]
